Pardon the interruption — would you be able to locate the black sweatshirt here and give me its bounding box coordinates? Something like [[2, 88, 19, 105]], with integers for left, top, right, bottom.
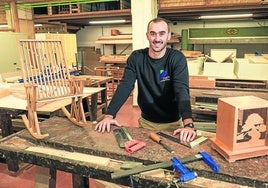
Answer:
[[106, 47, 193, 123]]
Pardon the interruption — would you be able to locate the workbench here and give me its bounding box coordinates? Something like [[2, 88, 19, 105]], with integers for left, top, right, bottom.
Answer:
[[0, 117, 267, 188], [0, 75, 112, 120], [0, 82, 107, 176]]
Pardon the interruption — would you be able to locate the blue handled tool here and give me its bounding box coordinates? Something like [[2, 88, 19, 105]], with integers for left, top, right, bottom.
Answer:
[[198, 151, 220, 173], [171, 157, 197, 182], [111, 152, 220, 179], [171, 151, 220, 183]]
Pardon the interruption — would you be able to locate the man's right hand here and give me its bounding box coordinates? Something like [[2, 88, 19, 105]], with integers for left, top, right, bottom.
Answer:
[[94, 115, 121, 133]]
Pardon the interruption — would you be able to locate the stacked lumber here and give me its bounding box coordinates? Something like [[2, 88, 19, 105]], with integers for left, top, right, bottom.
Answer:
[[95, 35, 132, 44], [189, 76, 215, 88], [99, 55, 129, 64], [182, 50, 202, 58]]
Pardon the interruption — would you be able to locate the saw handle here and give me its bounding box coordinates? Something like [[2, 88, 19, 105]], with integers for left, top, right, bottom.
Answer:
[[125, 140, 146, 154]]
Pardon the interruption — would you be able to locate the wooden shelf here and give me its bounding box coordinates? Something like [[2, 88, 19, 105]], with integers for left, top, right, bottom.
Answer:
[[99, 55, 128, 64], [96, 35, 180, 44], [95, 35, 132, 44]]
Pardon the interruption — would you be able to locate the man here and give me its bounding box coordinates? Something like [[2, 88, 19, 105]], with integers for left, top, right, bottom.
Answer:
[[95, 17, 196, 142]]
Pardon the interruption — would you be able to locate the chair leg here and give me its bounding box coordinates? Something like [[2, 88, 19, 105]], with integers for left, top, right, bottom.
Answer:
[[62, 79, 93, 127], [23, 86, 49, 139]]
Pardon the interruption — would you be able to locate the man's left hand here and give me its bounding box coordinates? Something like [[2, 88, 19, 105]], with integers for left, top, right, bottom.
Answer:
[[173, 127, 196, 142]]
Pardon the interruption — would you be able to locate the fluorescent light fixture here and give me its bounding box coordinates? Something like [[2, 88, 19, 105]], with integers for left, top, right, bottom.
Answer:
[[0, 24, 42, 28], [34, 24, 43, 27], [89, 19, 126, 24], [199, 13, 253, 19], [0, 24, 8, 28]]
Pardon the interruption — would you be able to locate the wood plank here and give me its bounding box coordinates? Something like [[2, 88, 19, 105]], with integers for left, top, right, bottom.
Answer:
[[190, 76, 215, 88], [139, 169, 249, 188], [97, 35, 132, 40], [99, 55, 128, 64], [95, 40, 132, 44], [0, 89, 11, 98], [182, 50, 202, 57], [216, 79, 267, 89], [26, 146, 111, 166], [96, 35, 132, 44]]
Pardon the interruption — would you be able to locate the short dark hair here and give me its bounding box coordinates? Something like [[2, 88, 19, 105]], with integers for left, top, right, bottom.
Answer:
[[147, 17, 170, 32]]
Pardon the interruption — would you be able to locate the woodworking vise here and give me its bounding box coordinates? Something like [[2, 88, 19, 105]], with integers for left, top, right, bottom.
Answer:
[[172, 151, 220, 182]]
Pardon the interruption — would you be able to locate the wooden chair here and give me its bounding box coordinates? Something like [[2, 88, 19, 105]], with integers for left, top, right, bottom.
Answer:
[[18, 39, 92, 139], [94, 66, 120, 97]]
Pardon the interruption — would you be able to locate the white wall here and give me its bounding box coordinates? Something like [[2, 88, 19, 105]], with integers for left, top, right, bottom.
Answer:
[[76, 24, 132, 55]]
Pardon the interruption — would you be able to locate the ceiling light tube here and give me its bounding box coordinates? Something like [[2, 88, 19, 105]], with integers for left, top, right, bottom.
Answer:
[[199, 14, 253, 19], [0, 24, 8, 28], [89, 19, 126, 24], [34, 24, 43, 27]]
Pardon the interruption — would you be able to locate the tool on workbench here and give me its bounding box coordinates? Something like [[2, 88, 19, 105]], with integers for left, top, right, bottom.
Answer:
[[198, 151, 220, 173], [172, 157, 197, 182], [113, 127, 146, 154], [156, 131, 208, 148], [113, 128, 129, 148], [149, 132, 174, 154], [111, 151, 220, 179]]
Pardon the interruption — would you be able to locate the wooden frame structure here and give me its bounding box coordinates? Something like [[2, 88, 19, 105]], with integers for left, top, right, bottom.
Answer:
[[18, 39, 91, 139]]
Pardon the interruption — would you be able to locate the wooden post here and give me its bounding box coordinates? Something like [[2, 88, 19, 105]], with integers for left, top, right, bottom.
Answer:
[[9, 0, 20, 32]]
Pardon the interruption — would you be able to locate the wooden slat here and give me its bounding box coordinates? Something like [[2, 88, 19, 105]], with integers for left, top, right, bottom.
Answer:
[[19, 40, 71, 100]]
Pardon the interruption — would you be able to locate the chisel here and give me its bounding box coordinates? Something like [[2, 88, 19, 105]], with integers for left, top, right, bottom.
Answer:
[[149, 132, 174, 154]]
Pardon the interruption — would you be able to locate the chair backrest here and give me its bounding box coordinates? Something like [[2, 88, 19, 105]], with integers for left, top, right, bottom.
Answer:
[[18, 39, 71, 101]]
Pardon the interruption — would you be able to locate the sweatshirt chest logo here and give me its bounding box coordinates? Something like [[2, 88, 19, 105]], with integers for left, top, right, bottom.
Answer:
[[160, 70, 170, 82]]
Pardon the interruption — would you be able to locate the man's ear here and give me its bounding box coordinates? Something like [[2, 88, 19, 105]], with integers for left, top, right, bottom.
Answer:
[[168, 32, 171, 40], [146, 32, 149, 40]]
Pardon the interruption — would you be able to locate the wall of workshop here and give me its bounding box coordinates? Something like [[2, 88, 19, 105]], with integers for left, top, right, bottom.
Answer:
[[76, 24, 133, 56], [76, 19, 268, 58], [0, 32, 28, 74]]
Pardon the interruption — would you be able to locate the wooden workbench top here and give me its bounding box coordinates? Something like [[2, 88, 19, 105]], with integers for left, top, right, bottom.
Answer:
[[0, 116, 267, 187]]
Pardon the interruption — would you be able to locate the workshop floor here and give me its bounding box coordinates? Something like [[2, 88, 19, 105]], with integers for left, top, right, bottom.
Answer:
[[0, 95, 140, 188]]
